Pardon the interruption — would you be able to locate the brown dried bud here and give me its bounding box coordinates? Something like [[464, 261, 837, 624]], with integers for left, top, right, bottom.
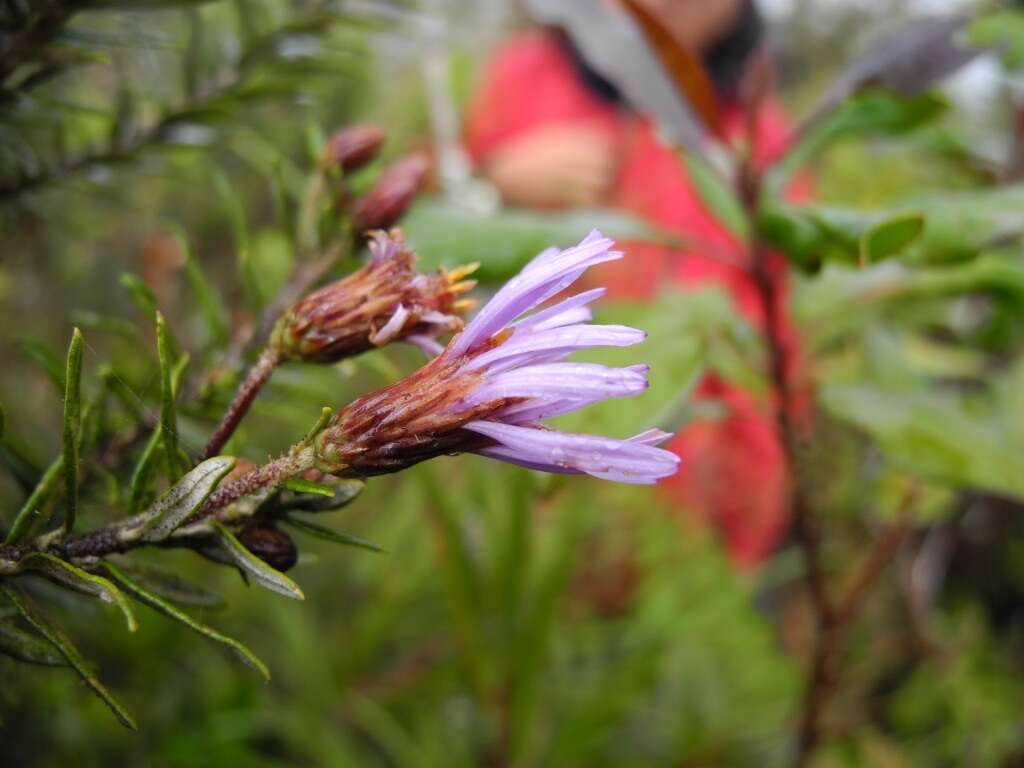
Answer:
[[238, 526, 298, 572], [351, 152, 430, 233], [270, 229, 476, 363], [322, 123, 386, 174]]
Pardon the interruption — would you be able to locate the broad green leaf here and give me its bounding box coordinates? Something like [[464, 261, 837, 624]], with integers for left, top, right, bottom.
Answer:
[[860, 213, 925, 264], [105, 559, 224, 608], [771, 92, 948, 192], [281, 515, 383, 553], [19, 339, 65, 391], [968, 10, 1024, 67], [821, 383, 1024, 499], [99, 562, 269, 681], [0, 620, 68, 666], [281, 477, 335, 497], [209, 520, 304, 600], [1, 585, 137, 730], [402, 200, 666, 283], [136, 456, 235, 541], [62, 328, 84, 534], [22, 553, 138, 633]]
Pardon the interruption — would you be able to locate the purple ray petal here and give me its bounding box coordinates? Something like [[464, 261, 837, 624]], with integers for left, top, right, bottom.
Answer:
[[467, 363, 648, 406], [464, 421, 681, 484], [514, 287, 606, 332], [465, 324, 645, 374], [449, 231, 620, 356], [369, 303, 409, 346]]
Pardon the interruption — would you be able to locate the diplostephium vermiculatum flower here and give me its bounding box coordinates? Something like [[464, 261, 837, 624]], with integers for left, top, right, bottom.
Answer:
[[314, 231, 681, 484], [271, 229, 477, 363]]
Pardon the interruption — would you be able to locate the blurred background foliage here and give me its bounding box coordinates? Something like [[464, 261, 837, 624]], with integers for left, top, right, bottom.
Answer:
[[2, 0, 1024, 766]]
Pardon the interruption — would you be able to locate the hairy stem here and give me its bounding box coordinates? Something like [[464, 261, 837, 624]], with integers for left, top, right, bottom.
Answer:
[[199, 347, 281, 461]]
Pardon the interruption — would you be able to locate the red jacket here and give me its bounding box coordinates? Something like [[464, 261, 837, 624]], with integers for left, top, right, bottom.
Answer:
[[465, 30, 808, 566]]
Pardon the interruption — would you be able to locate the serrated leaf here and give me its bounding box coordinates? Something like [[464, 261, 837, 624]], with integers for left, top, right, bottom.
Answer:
[[22, 553, 138, 633], [0, 619, 68, 666], [136, 456, 235, 541], [62, 328, 83, 534], [281, 515, 383, 553], [106, 559, 223, 607], [281, 477, 335, 498], [210, 520, 304, 600], [99, 562, 269, 681], [1, 585, 137, 730], [19, 338, 65, 391]]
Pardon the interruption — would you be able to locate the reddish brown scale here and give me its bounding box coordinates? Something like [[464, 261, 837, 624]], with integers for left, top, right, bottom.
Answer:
[[314, 345, 525, 475], [270, 231, 472, 363]]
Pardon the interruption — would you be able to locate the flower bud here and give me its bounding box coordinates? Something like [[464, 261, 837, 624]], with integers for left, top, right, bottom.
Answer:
[[238, 526, 298, 572], [270, 229, 476, 363], [351, 152, 430, 233], [322, 123, 386, 174]]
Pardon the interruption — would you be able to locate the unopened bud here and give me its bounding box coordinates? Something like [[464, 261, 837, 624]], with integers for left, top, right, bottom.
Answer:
[[323, 123, 386, 174], [351, 152, 430, 233], [238, 526, 298, 572], [270, 229, 476, 363]]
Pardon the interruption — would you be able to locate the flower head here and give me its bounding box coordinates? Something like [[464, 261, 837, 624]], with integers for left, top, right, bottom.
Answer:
[[271, 229, 476, 363], [315, 231, 680, 484]]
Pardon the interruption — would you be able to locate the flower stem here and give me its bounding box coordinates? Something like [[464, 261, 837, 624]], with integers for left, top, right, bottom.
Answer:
[[199, 347, 281, 462]]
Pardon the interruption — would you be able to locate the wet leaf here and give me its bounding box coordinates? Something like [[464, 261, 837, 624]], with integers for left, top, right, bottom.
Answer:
[[281, 514, 383, 553], [136, 456, 235, 542], [100, 562, 269, 681], [22, 552, 138, 633], [210, 520, 305, 600], [0, 619, 68, 666], [105, 559, 224, 608], [62, 328, 83, 534], [1, 585, 137, 730]]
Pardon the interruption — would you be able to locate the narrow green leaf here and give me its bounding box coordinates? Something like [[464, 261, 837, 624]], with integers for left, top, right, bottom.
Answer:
[[62, 328, 84, 534], [99, 562, 269, 682], [279, 477, 365, 513], [683, 153, 748, 240], [19, 339, 65, 392], [119, 272, 158, 317], [69, 311, 140, 341], [5, 457, 62, 544], [1, 585, 137, 731], [282, 515, 384, 553], [0, 619, 68, 666], [209, 520, 305, 600], [105, 559, 224, 608], [155, 313, 182, 479], [281, 478, 335, 498], [135, 456, 235, 542], [128, 429, 162, 514], [301, 406, 333, 445], [22, 553, 138, 633], [100, 366, 144, 424], [177, 232, 230, 347]]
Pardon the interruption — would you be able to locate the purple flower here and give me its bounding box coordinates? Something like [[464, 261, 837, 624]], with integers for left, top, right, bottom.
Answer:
[[316, 231, 681, 485]]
